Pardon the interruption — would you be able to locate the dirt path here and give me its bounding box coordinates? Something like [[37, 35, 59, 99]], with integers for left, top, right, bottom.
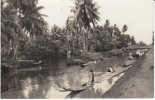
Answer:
[[103, 49, 154, 98]]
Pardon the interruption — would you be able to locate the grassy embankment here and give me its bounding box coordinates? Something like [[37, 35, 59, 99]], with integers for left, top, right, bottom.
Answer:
[[103, 49, 153, 98]]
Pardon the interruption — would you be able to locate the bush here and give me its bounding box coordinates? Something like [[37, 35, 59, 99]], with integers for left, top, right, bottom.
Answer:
[[71, 50, 82, 57], [25, 35, 67, 61]]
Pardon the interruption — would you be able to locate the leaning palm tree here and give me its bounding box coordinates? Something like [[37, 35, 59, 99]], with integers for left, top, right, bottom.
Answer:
[[1, 2, 22, 59], [71, 0, 100, 53], [6, 0, 47, 43], [5, 0, 48, 59]]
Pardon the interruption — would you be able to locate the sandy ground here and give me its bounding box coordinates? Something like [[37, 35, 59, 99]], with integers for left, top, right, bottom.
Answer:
[[103, 49, 154, 98]]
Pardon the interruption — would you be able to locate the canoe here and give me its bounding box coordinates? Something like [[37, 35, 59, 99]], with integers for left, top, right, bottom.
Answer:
[[18, 60, 41, 68], [68, 84, 91, 91], [66, 85, 90, 98], [65, 66, 129, 98], [65, 67, 130, 91], [82, 61, 96, 66], [95, 66, 130, 83], [66, 59, 87, 66], [1, 59, 38, 67], [123, 59, 136, 67], [18, 60, 35, 63]]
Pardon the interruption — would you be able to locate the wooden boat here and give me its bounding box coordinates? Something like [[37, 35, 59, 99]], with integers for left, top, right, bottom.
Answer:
[[82, 61, 97, 66], [65, 66, 130, 98], [65, 65, 131, 98], [122, 59, 136, 67], [18, 60, 42, 68], [65, 67, 129, 92], [65, 82, 92, 98], [95, 66, 130, 83], [66, 59, 87, 66]]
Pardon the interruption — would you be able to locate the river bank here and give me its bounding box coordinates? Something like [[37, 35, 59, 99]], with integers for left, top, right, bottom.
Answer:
[[2, 49, 125, 75], [103, 48, 154, 98], [1, 49, 129, 99]]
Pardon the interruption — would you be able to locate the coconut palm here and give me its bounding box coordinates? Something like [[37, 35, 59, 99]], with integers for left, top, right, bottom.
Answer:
[[1, 4, 19, 43], [6, 0, 38, 12], [21, 5, 48, 44], [5, 0, 47, 44], [71, 0, 100, 52], [131, 36, 136, 45], [122, 24, 128, 33], [4, 0, 47, 59], [66, 16, 82, 51], [1, 2, 22, 58]]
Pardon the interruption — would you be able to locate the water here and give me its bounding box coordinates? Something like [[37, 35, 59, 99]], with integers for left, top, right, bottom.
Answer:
[[72, 73, 124, 98], [1, 56, 127, 99]]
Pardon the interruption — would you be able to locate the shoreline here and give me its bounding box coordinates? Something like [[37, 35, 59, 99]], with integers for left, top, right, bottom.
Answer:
[[102, 49, 153, 98]]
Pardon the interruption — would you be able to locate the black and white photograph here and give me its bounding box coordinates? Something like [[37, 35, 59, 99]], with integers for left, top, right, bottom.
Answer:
[[1, 0, 154, 99]]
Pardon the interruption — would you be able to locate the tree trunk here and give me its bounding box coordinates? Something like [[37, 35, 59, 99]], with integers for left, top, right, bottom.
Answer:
[[83, 27, 89, 53], [83, 32, 86, 53], [72, 32, 75, 51], [30, 33, 33, 45], [85, 32, 88, 52], [13, 40, 19, 60], [92, 22, 96, 52], [7, 40, 13, 59]]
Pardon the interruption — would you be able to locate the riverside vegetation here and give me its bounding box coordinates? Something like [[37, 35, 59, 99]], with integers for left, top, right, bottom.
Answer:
[[1, 0, 148, 74]]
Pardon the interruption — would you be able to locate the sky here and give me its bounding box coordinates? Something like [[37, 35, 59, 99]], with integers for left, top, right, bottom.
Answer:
[[38, 0, 154, 45]]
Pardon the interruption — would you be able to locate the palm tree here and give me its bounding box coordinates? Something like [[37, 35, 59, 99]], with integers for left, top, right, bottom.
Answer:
[[71, 0, 100, 53], [1, 2, 22, 59], [131, 36, 136, 45], [110, 35, 120, 49], [66, 16, 82, 51], [6, 0, 47, 44], [122, 25, 128, 33], [21, 5, 48, 44], [104, 19, 110, 28], [5, 0, 47, 59]]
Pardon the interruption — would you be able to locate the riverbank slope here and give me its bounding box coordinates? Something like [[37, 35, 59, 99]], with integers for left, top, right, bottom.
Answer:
[[103, 49, 154, 98]]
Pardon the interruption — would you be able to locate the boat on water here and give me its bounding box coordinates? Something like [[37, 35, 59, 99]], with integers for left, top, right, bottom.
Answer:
[[2, 59, 42, 69], [66, 58, 87, 66], [122, 59, 136, 67], [95, 66, 130, 83], [64, 65, 131, 98]]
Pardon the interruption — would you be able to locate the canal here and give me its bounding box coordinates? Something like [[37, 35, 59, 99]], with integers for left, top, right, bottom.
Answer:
[[1, 56, 127, 99]]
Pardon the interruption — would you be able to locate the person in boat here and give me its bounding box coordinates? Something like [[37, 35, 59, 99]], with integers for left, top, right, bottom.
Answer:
[[107, 66, 116, 73]]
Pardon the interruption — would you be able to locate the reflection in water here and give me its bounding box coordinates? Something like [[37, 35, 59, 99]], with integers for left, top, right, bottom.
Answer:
[[108, 78, 113, 85], [45, 85, 71, 98], [1, 56, 127, 99], [94, 73, 124, 94], [73, 73, 124, 98], [20, 78, 33, 98]]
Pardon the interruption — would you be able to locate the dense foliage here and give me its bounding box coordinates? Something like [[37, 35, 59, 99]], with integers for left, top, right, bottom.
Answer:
[[1, 0, 143, 62]]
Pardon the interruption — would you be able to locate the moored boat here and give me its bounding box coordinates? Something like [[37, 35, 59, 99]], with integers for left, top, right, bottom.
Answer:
[[122, 59, 136, 67]]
